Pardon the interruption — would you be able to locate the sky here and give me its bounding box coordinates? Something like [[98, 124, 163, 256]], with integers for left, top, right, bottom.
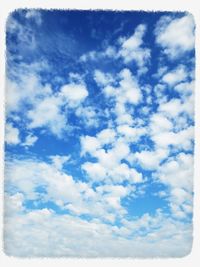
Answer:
[[4, 10, 195, 257]]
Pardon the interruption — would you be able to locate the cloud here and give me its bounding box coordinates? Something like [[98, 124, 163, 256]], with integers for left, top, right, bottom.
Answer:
[[49, 155, 71, 170], [94, 70, 114, 86], [4, 202, 192, 257], [159, 97, 194, 118], [118, 24, 150, 69], [27, 96, 66, 137], [81, 132, 143, 184], [100, 68, 142, 126], [22, 134, 38, 147], [80, 24, 150, 73], [75, 105, 100, 128], [174, 80, 194, 96], [6, 71, 52, 114], [157, 152, 193, 191], [155, 14, 195, 58], [80, 46, 118, 63], [150, 113, 173, 135], [155, 152, 193, 219], [135, 149, 168, 170], [80, 135, 101, 156], [117, 124, 146, 143], [5, 123, 20, 145], [59, 83, 88, 108], [25, 10, 42, 25], [152, 126, 194, 151], [5, 156, 132, 222], [97, 128, 116, 145], [162, 65, 187, 86], [82, 162, 107, 182], [5, 11, 194, 258]]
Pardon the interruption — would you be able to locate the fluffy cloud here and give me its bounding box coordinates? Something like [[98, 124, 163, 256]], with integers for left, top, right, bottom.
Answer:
[[135, 149, 168, 170], [155, 14, 195, 58], [4, 202, 192, 257], [5, 11, 194, 258], [156, 152, 193, 219], [82, 162, 107, 182], [5, 123, 20, 145], [117, 124, 146, 143], [75, 105, 99, 128], [80, 135, 101, 156], [6, 73, 52, 114], [97, 128, 116, 145], [27, 96, 66, 137], [118, 24, 150, 69], [162, 65, 187, 86], [81, 132, 143, 184], [94, 70, 114, 86], [157, 152, 193, 191], [5, 156, 132, 223], [100, 68, 142, 126], [25, 10, 42, 25], [22, 134, 38, 147], [152, 126, 194, 151], [59, 83, 88, 108]]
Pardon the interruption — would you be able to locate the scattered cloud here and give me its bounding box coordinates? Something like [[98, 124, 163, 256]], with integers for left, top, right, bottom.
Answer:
[[22, 134, 38, 147], [118, 24, 150, 70], [5, 10, 194, 258], [5, 123, 20, 145], [155, 14, 195, 58]]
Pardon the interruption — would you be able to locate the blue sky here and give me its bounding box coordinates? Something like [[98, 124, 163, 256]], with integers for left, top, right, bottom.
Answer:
[[4, 10, 195, 257]]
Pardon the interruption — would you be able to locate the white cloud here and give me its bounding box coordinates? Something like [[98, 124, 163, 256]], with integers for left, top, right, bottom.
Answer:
[[162, 65, 187, 86], [97, 128, 116, 145], [6, 73, 52, 114], [117, 124, 146, 143], [59, 83, 88, 108], [174, 80, 194, 96], [5, 123, 20, 145], [159, 97, 194, 118], [27, 96, 66, 137], [155, 152, 193, 219], [94, 70, 114, 86], [5, 156, 133, 226], [150, 113, 173, 135], [118, 24, 150, 68], [155, 14, 195, 58], [135, 149, 168, 170], [25, 10, 42, 25], [49, 155, 70, 170], [152, 126, 194, 151], [4, 203, 192, 257], [80, 135, 101, 156], [80, 46, 118, 63], [81, 132, 143, 184], [110, 163, 143, 184], [102, 68, 142, 106], [156, 152, 193, 192], [22, 134, 38, 147], [82, 162, 107, 182], [101, 68, 142, 127], [119, 68, 142, 104], [75, 105, 99, 128]]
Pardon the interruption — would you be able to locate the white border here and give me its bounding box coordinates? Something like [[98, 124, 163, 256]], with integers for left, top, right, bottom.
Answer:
[[0, 1, 200, 266]]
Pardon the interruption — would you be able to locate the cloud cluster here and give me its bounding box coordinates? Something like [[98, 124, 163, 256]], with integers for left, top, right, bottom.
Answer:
[[4, 11, 195, 258], [4, 198, 192, 257], [155, 13, 195, 58]]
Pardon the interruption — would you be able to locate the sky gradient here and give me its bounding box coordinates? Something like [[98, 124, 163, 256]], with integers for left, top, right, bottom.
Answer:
[[4, 10, 195, 257]]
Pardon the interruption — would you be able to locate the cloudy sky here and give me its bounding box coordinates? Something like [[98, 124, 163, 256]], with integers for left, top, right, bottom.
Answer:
[[4, 10, 195, 257]]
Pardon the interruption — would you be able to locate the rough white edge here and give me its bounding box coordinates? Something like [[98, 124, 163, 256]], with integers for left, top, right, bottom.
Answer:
[[0, 0, 200, 266]]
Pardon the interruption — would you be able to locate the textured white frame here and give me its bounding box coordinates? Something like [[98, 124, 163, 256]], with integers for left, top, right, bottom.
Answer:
[[0, 0, 200, 266]]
